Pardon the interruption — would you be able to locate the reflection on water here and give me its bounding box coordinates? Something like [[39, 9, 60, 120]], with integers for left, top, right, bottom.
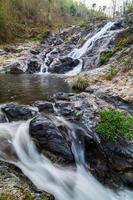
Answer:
[[0, 74, 70, 104]]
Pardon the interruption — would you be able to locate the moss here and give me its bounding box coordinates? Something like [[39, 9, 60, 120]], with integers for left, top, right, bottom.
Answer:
[[24, 191, 33, 200], [70, 76, 89, 92], [0, 193, 16, 200], [99, 51, 114, 65], [96, 109, 133, 141]]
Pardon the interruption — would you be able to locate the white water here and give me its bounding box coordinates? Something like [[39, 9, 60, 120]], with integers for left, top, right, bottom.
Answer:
[[0, 121, 132, 200], [66, 59, 83, 76], [69, 22, 117, 59], [38, 22, 121, 75]]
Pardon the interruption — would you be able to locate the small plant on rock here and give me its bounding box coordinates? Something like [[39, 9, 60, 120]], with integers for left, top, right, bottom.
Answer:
[[105, 64, 118, 80], [96, 109, 133, 141], [99, 51, 114, 65], [70, 76, 89, 92]]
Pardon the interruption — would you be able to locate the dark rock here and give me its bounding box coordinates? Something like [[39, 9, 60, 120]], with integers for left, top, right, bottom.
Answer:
[[32, 101, 54, 113], [0, 113, 7, 123], [110, 22, 122, 30], [55, 101, 74, 116], [5, 62, 24, 74], [2, 103, 37, 122], [4, 47, 22, 53], [29, 115, 73, 160], [30, 49, 41, 55], [49, 57, 79, 74], [26, 60, 41, 74]]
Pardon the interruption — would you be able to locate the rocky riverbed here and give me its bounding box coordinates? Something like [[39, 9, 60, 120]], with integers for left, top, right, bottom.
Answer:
[[0, 15, 133, 199]]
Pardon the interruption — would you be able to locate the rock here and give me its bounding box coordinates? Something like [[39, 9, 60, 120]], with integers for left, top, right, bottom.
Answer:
[[0, 113, 7, 123], [50, 92, 74, 102], [4, 47, 22, 53], [55, 101, 74, 116], [29, 115, 73, 160], [110, 22, 122, 30], [26, 60, 41, 74], [30, 49, 41, 55], [5, 62, 24, 74], [32, 101, 54, 113], [49, 57, 79, 74], [2, 103, 37, 122]]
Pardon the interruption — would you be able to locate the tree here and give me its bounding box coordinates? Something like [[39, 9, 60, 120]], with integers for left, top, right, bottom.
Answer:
[[92, 3, 96, 10], [69, 4, 77, 16], [112, 0, 117, 17]]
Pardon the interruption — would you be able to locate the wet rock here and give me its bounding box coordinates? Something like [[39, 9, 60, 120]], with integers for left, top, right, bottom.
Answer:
[[0, 114, 7, 123], [2, 103, 37, 122], [110, 22, 122, 30], [29, 115, 73, 160], [5, 62, 25, 74], [26, 60, 41, 74], [50, 92, 74, 102], [32, 101, 54, 113], [49, 57, 79, 74], [55, 101, 74, 116]]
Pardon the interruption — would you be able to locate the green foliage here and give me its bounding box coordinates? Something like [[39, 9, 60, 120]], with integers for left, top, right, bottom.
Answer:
[[105, 64, 118, 81], [99, 51, 114, 65], [109, 64, 118, 76], [0, 193, 16, 200], [0, 0, 106, 43], [69, 4, 77, 16], [96, 110, 133, 141], [70, 76, 89, 92], [115, 28, 133, 52], [124, 1, 133, 14]]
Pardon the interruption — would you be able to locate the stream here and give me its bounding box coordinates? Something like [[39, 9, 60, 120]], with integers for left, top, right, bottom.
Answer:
[[0, 21, 133, 199]]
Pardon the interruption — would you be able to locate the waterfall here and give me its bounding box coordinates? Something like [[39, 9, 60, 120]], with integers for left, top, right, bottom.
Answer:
[[0, 120, 132, 200], [69, 22, 118, 59], [38, 21, 121, 75]]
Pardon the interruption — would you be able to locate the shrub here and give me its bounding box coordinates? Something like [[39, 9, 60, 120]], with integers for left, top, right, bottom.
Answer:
[[70, 76, 88, 92], [96, 109, 133, 141], [99, 51, 114, 65], [0, 193, 16, 200], [105, 64, 118, 81]]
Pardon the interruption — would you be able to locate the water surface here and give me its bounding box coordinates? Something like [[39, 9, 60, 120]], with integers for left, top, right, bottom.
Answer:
[[0, 74, 70, 104]]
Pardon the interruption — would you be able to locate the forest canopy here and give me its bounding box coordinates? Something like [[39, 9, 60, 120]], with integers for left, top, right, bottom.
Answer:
[[0, 0, 105, 43]]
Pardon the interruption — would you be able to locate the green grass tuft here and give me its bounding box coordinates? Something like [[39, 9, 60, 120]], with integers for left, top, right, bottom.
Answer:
[[96, 109, 133, 141], [99, 51, 114, 65], [70, 76, 89, 92]]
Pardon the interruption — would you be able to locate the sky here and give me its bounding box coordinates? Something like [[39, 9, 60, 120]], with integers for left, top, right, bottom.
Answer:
[[77, 0, 125, 15], [77, 0, 124, 8]]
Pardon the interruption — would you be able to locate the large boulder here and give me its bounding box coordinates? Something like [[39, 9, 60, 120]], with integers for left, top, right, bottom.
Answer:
[[2, 103, 37, 122], [5, 62, 25, 74], [29, 115, 73, 160], [26, 60, 41, 74], [32, 101, 54, 113], [49, 57, 79, 74]]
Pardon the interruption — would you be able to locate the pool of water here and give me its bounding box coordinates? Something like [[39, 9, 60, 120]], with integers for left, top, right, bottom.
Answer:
[[0, 74, 71, 104]]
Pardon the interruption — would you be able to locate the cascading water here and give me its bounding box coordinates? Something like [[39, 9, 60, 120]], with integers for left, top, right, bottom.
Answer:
[[69, 22, 119, 59], [38, 22, 121, 75], [0, 119, 132, 200]]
